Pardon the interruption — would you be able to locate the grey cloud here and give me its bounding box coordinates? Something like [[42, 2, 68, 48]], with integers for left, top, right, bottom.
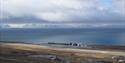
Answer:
[[0, 0, 125, 22]]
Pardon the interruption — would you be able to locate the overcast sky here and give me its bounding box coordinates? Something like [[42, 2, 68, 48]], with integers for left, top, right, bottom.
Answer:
[[0, 0, 125, 28]]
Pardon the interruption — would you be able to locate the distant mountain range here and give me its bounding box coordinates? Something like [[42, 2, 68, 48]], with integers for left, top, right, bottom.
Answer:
[[0, 23, 125, 28]]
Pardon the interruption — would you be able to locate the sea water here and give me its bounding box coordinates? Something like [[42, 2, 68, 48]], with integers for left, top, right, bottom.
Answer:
[[0, 28, 125, 46]]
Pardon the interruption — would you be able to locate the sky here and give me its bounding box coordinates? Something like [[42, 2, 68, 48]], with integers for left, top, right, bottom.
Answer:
[[0, 0, 125, 28]]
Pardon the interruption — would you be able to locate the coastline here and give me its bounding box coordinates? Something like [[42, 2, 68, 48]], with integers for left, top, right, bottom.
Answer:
[[0, 41, 125, 63]]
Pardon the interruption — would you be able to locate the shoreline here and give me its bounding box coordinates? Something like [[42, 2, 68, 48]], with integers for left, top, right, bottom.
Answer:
[[0, 41, 125, 63], [0, 41, 125, 51]]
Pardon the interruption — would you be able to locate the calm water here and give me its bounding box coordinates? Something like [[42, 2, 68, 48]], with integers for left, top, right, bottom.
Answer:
[[0, 28, 125, 45]]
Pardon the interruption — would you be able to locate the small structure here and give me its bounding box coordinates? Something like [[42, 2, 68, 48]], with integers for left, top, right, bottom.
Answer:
[[48, 42, 83, 47]]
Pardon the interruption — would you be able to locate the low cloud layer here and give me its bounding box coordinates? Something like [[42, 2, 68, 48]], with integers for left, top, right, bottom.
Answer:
[[0, 0, 125, 22]]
